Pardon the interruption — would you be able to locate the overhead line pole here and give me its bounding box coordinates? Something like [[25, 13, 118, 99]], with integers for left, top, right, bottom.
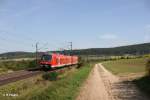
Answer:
[[69, 42, 72, 56], [35, 42, 49, 66], [69, 42, 73, 65], [36, 42, 39, 66]]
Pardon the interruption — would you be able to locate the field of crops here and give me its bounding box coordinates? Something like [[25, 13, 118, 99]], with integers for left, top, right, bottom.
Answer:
[[102, 58, 149, 75]]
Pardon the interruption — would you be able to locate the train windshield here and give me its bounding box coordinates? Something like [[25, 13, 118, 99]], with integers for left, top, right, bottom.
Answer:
[[41, 55, 52, 61]]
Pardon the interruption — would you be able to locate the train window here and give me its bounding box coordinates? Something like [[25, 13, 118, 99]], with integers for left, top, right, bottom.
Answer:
[[41, 55, 52, 61]]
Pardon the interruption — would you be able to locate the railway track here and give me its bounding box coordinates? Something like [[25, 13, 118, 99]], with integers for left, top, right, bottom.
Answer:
[[0, 70, 43, 86], [0, 65, 76, 86]]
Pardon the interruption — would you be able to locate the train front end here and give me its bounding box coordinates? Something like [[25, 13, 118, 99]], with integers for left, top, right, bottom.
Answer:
[[40, 54, 52, 69]]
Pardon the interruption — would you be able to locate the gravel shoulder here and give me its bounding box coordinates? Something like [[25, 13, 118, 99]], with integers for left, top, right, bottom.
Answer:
[[76, 63, 149, 100]]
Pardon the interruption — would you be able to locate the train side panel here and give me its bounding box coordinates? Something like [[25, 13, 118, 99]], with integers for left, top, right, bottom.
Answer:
[[40, 53, 78, 69]]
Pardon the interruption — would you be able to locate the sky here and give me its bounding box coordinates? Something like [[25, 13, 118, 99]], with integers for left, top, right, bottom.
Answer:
[[0, 0, 150, 53]]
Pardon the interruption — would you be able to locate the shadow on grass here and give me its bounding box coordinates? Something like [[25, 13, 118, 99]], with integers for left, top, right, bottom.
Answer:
[[133, 76, 150, 98], [111, 80, 148, 100]]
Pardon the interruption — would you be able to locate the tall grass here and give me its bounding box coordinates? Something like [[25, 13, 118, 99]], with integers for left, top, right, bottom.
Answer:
[[0, 63, 93, 100], [146, 59, 150, 76], [133, 58, 150, 97], [133, 76, 150, 97], [26, 63, 92, 100], [0, 60, 36, 71], [42, 72, 59, 81]]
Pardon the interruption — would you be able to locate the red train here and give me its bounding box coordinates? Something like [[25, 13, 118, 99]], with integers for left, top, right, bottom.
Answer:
[[40, 53, 78, 69]]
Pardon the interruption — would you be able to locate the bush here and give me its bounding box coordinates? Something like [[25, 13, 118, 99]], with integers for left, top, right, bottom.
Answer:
[[146, 59, 150, 76], [42, 72, 58, 81], [28, 60, 36, 68], [134, 76, 150, 96], [0, 60, 37, 71]]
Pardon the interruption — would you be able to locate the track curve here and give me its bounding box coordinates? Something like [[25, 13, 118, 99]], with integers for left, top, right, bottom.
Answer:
[[0, 70, 42, 86]]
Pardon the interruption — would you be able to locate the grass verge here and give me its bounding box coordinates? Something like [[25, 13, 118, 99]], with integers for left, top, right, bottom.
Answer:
[[27, 63, 92, 100], [0, 63, 93, 100]]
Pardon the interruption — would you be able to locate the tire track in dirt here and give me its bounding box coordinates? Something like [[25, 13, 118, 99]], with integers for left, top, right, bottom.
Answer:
[[76, 64, 111, 100], [76, 63, 149, 100]]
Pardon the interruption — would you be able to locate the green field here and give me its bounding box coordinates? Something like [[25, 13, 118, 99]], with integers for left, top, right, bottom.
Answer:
[[102, 58, 148, 75], [102, 57, 150, 97]]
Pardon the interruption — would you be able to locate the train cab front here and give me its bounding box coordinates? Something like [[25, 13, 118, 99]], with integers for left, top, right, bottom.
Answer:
[[40, 54, 52, 69]]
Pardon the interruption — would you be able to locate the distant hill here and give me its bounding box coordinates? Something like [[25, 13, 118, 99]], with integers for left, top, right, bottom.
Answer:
[[71, 43, 150, 56], [0, 52, 34, 59], [1, 43, 150, 59], [0, 51, 47, 59]]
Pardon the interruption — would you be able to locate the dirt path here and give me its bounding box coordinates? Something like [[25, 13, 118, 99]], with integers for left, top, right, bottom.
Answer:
[[76, 63, 149, 100]]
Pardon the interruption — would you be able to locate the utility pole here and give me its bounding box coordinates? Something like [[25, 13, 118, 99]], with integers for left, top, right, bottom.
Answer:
[[36, 42, 39, 66], [59, 48, 64, 54], [69, 42, 73, 65], [69, 42, 72, 56]]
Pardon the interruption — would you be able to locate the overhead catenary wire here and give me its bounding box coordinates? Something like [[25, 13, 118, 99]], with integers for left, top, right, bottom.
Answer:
[[0, 37, 32, 51], [0, 30, 36, 43], [0, 30, 74, 54], [0, 36, 31, 47], [0, 47, 10, 53], [0, 30, 35, 46], [0, 36, 34, 52], [0, 30, 37, 52]]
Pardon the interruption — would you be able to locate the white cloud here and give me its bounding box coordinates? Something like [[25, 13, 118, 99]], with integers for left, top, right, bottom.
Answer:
[[99, 34, 118, 40]]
